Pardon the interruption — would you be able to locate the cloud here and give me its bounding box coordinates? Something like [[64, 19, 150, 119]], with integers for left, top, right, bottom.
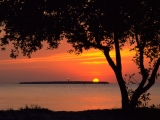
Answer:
[[81, 61, 107, 64], [0, 48, 135, 65]]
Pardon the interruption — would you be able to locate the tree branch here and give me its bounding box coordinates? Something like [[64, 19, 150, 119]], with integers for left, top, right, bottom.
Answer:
[[142, 58, 160, 93], [135, 33, 146, 74], [114, 30, 122, 71], [89, 42, 105, 50], [87, 42, 117, 71], [103, 47, 116, 72], [135, 32, 148, 89]]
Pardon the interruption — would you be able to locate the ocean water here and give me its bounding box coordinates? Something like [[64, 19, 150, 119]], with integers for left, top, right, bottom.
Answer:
[[0, 83, 159, 111]]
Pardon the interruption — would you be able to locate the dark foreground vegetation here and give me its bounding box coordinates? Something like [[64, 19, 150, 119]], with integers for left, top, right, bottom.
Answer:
[[0, 106, 160, 120]]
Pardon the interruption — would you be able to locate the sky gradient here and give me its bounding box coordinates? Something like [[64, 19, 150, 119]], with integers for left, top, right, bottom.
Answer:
[[0, 30, 159, 84]]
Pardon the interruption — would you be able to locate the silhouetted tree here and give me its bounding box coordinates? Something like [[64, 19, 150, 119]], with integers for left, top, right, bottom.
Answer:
[[0, 0, 160, 109]]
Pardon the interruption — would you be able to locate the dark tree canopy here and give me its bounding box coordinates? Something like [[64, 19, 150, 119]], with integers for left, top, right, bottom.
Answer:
[[0, 0, 160, 109], [1, 0, 159, 57]]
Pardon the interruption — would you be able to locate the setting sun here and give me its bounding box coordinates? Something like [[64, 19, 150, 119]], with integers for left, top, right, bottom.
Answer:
[[93, 78, 99, 82]]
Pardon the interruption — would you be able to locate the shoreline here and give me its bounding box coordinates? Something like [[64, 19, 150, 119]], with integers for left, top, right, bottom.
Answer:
[[19, 81, 109, 84], [0, 107, 160, 120]]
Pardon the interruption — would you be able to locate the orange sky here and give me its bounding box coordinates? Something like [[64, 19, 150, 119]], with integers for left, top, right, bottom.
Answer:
[[0, 40, 147, 84], [0, 29, 159, 83]]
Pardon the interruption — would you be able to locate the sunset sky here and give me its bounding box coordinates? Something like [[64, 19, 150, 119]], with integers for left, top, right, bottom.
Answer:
[[0, 31, 159, 84]]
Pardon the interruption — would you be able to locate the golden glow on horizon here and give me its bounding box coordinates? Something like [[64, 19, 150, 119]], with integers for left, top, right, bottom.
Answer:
[[93, 78, 99, 82], [0, 42, 138, 83], [0, 48, 135, 65], [81, 61, 107, 64], [0, 35, 155, 84]]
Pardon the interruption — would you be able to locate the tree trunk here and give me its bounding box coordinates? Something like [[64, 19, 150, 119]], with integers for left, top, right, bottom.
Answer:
[[114, 31, 130, 110], [129, 91, 141, 109], [103, 30, 130, 110], [115, 73, 130, 110], [103, 47, 129, 110]]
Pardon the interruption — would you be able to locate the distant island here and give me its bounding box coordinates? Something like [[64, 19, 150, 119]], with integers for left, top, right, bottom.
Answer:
[[19, 81, 109, 84]]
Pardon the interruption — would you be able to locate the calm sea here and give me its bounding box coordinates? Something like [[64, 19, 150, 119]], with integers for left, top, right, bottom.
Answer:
[[0, 83, 159, 111]]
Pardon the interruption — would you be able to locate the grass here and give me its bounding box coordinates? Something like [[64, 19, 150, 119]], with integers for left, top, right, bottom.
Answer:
[[0, 105, 160, 120], [19, 104, 43, 110]]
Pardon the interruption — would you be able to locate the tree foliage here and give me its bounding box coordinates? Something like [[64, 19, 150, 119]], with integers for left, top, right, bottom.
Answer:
[[0, 0, 160, 109]]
